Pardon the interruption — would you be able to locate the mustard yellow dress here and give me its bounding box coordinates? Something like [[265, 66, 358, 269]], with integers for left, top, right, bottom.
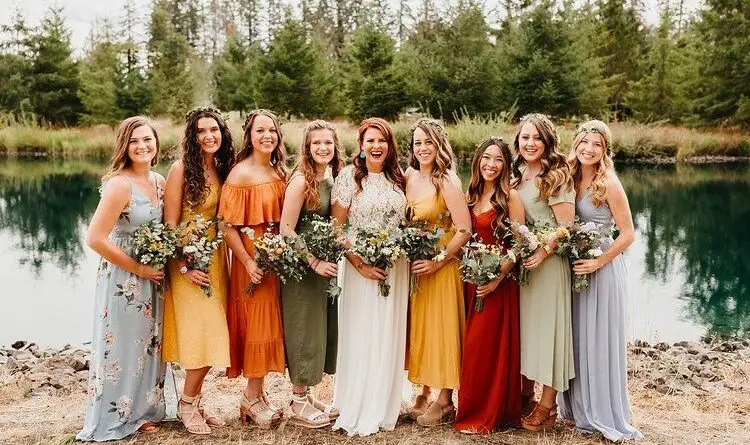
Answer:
[[162, 183, 231, 369], [406, 192, 465, 389]]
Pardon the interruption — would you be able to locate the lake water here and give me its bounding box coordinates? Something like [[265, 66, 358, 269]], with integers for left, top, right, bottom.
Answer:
[[0, 158, 748, 347]]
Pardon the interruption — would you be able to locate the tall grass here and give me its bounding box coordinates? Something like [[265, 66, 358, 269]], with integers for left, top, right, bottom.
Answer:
[[1, 117, 748, 162]]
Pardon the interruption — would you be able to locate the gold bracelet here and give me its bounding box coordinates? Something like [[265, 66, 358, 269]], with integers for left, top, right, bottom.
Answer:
[[542, 244, 553, 255]]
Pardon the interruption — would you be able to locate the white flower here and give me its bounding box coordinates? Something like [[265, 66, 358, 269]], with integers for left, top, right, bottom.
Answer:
[[590, 248, 604, 257], [183, 245, 198, 254]]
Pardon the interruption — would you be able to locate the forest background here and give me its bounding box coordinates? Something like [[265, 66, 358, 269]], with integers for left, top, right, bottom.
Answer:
[[0, 0, 748, 159]]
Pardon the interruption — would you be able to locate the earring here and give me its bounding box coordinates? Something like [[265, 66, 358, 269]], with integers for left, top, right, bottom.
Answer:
[[359, 150, 366, 159]]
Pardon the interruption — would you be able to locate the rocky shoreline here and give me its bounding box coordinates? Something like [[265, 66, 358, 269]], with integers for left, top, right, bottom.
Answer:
[[2, 338, 748, 400]]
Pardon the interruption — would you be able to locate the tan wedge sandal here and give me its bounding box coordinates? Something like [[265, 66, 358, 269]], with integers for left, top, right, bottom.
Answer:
[[521, 403, 557, 432], [288, 395, 331, 429], [409, 394, 432, 420], [240, 393, 283, 429], [416, 400, 456, 427]]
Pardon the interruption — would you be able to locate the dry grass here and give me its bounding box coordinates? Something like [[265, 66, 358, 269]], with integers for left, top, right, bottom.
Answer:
[[1, 355, 748, 445], [1, 117, 748, 162]]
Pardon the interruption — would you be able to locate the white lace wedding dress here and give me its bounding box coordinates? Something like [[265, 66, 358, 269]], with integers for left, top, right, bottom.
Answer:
[[331, 165, 410, 436]]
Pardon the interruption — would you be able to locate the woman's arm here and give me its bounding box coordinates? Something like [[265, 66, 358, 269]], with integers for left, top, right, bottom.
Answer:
[[412, 176, 471, 276], [86, 177, 163, 282], [573, 173, 634, 275]]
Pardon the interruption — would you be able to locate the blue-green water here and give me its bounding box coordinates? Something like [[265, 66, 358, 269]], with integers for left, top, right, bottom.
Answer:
[[0, 158, 748, 346]]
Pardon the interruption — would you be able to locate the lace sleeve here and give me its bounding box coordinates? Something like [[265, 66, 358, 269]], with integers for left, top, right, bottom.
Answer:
[[332, 165, 356, 208]]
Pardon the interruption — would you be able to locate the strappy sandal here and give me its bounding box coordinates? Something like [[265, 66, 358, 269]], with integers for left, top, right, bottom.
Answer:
[[194, 394, 225, 428], [307, 393, 340, 420], [521, 403, 557, 432], [409, 394, 432, 420], [416, 400, 456, 427], [240, 393, 283, 429], [521, 393, 537, 417], [178, 396, 211, 435], [288, 395, 331, 429]]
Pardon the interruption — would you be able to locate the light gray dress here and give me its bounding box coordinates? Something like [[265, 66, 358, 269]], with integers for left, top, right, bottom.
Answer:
[[77, 174, 167, 441], [558, 189, 643, 441]]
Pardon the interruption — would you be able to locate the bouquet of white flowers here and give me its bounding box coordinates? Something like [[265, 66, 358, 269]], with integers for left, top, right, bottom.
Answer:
[[298, 214, 348, 300], [350, 224, 406, 298], [131, 220, 180, 292], [460, 239, 507, 312], [556, 219, 612, 293], [179, 215, 224, 296], [241, 224, 308, 296]]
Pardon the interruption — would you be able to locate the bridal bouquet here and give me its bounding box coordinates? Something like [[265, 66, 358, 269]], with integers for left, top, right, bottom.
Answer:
[[241, 224, 307, 296], [350, 224, 406, 298], [132, 220, 180, 270], [460, 238, 506, 312], [506, 219, 541, 285], [556, 220, 612, 293], [398, 219, 445, 293], [298, 214, 348, 300], [132, 220, 180, 292], [179, 215, 224, 296]]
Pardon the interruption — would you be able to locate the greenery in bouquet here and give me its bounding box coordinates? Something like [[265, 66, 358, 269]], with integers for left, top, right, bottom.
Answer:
[[298, 214, 348, 300], [241, 224, 308, 296], [178, 215, 224, 297], [350, 224, 406, 298], [460, 238, 509, 312], [557, 219, 613, 293], [398, 219, 445, 294]]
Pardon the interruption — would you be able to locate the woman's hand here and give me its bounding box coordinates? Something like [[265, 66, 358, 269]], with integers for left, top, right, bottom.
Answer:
[[523, 247, 549, 270], [573, 258, 603, 275], [356, 263, 387, 281], [476, 275, 503, 298], [135, 264, 165, 284], [184, 269, 211, 287], [244, 259, 264, 285], [313, 260, 338, 278], [411, 259, 442, 277]]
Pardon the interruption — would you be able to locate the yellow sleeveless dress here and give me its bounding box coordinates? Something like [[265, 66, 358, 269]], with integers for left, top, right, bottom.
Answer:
[[406, 192, 465, 389], [162, 183, 231, 369]]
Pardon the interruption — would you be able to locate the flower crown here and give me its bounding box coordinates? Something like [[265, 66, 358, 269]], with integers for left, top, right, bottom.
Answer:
[[243, 109, 280, 132], [184, 106, 228, 123], [573, 122, 612, 152], [410, 118, 448, 140]]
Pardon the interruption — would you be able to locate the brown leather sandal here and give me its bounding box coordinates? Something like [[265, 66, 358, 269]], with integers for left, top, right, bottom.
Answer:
[[521, 403, 557, 432], [416, 400, 456, 427], [409, 394, 432, 420], [521, 393, 537, 417]]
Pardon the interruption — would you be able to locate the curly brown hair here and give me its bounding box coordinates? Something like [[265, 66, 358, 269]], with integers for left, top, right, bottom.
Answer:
[[511, 113, 573, 201], [352, 117, 405, 193], [407, 118, 456, 192], [291, 120, 345, 210], [467, 137, 514, 238], [181, 107, 235, 207], [237, 109, 288, 180]]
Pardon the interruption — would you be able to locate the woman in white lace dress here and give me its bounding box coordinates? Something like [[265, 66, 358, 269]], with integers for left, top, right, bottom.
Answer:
[[330, 118, 409, 436]]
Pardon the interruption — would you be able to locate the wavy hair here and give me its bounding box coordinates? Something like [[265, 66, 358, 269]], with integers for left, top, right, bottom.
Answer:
[[291, 120, 345, 210], [102, 116, 159, 183], [568, 120, 614, 207], [511, 113, 573, 201], [237, 109, 288, 180], [352, 117, 405, 193], [181, 107, 235, 207], [467, 137, 514, 238], [407, 118, 456, 191]]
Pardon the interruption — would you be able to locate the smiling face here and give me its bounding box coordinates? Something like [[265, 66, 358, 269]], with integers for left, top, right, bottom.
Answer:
[[126, 125, 158, 166], [575, 132, 605, 167], [517, 122, 545, 164], [196, 117, 222, 154], [308, 129, 335, 166], [412, 126, 437, 168], [480, 144, 505, 183], [361, 127, 389, 167], [250, 114, 279, 155]]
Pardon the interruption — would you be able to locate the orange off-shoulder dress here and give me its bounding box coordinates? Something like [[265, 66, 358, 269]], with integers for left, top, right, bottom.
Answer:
[[218, 180, 286, 378]]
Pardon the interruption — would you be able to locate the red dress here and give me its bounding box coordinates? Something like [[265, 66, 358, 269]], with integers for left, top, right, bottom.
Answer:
[[455, 209, 522, 433]]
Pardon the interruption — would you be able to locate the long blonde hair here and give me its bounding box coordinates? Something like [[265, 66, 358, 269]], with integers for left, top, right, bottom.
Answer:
[[511, 113, 573, 201], [568, 119, 614, 207], [407, 118, 456, 191], [237, 109, 288, 180], [291, 120, 345, 210], [102, 116, 159, 183]]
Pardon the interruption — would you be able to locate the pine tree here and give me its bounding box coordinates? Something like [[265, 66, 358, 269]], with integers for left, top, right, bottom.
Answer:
[[78, 19, 123, 125], [27, 7, 82, 125], [258, 18, 338, 118], [214, 34, 261, 114], [116, 0, 152, 117], [342, 25, 407, 121], [0, 8, 32, 117]]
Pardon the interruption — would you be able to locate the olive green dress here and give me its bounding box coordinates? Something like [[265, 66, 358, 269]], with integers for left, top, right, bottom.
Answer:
[[280, 177, 338, 386], [518, 179, 575, 392]]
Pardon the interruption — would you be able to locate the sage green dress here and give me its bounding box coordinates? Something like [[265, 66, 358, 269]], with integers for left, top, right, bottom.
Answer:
[[518, 179, 575, 392], [280, 177, 338, 386]]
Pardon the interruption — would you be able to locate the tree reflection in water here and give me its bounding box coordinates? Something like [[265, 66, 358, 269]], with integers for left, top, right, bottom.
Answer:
[[0, 159, 101, 276], [619, 163, 750, 339]]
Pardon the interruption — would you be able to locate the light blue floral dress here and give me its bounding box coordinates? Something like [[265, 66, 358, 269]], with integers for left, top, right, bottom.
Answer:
[[77, 173, 167, 441]]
